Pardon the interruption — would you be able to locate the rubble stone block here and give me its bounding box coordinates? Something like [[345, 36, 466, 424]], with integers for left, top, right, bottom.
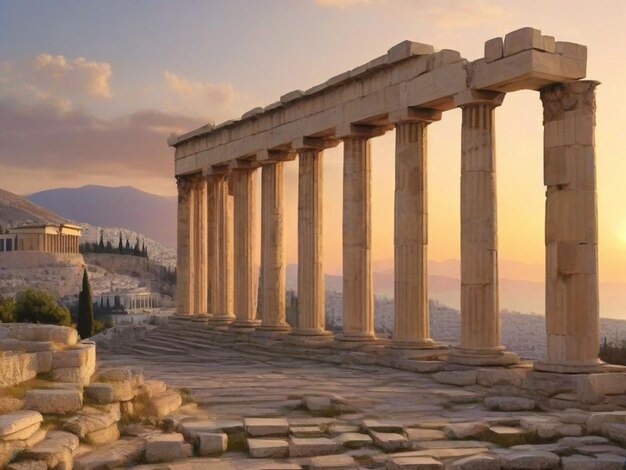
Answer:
[[335, 432, 373, 448], [387, 41, 434, 64], [0, 411, 43, 438], [484, 38, 503, 63], [146, 390, 182, 418], [197, 432, 227, 456], [484, 396, 536, 411], [145, 433, 192, 463], [387, 456, 443, 469], [244, 417, 289, 437], [309, 454, 357, 470], [248, 438, 289, 458], [289, 437, 341, 457], [500, 450, 560, 469], [447, 454, 500, 470]]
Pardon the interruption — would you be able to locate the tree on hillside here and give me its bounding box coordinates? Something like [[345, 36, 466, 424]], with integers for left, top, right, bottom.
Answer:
[[105, 240, 113, 253], [98, 229, 105, 253], [15, 289, 71, 326], [133, 237, 141, 256], [77, 269, 94, 339], [125, 238, 131, 253], [118, 232, 123, 254], [0, 295, 15, 322]]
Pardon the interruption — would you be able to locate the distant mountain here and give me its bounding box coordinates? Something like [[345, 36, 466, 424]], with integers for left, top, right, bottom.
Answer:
[[0, 187, 67, 228], [28, 185, 177, 248]]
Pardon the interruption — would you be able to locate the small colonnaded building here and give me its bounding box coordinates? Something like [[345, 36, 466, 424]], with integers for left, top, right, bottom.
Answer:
[[0, 224, 82, 254]]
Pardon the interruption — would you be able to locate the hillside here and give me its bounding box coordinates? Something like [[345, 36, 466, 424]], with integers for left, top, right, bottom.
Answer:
[[28, 185, 177, 248], [0, 187, 67, 228]]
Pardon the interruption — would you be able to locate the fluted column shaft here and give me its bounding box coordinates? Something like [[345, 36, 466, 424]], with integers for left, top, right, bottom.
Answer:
[[206, 175, 218, 316], [535, 80, 601, 373], [459, 103, 500, 350], [293, 148, 329, 335], [212, 175, 235, 323], [260, 162, 289, 330], [193, 177, 208, 315], [393, 121, 433, 346], [342, 136, 375, 339], [231, 168, 260, 329], [176, 175, 193, 316]]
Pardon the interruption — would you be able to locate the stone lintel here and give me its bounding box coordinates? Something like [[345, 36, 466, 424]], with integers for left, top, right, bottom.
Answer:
[[291, 136, 340, 151], [229, 158, 261, 170], [257, 149, 297, 163], [454, 89, 505, 108], [387, 40, 435, 64], [202, 163, 230, 177], [335, 123, 386, 139], [389, 107, 442, 124]]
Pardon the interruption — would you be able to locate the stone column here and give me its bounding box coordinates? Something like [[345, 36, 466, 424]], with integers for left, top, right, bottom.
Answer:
[[230, 167, 261, 331], [391, 109, 441, 348], [210, 174, 235, 327], [341, 134, 375, 341], [193, 176, 208, 317], [258, 161, 290, 332], [176, 175, 194, 316], [534, 81, 602, 373], [291, 144, 332, 337], [206, 175, 217, 317], [448, 90, 518, 366]]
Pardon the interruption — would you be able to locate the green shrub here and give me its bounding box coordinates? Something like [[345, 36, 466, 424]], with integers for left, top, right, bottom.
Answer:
[[14, 289, 71, 326], [0, 295, 15, 322]]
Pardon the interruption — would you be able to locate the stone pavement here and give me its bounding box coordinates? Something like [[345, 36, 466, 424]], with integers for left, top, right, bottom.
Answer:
[[93, 324, 626, 469]]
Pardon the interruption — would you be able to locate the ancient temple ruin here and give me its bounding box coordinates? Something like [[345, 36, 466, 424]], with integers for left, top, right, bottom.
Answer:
[[168, 27, 598, 373]]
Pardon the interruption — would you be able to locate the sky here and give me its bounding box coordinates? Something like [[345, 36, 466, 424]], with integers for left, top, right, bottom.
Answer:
[[0, 0, 625, 284]]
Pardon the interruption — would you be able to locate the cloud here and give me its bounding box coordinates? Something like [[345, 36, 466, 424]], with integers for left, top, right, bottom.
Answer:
[[32, 54, 112, 99], [314, 0, 378, 8], [164, 70, 238, 118], [0, 97, 205, 180]]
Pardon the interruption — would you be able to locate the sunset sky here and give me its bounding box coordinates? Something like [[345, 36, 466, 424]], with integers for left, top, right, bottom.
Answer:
[[1, 0, 625, 283]]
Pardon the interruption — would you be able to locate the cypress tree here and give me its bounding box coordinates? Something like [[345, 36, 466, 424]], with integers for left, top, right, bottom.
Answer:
[[98, 230, 104, 253], [118, 232, 123, 254], [133, 237, 141, 256], [106, 297, 110, 310], [77, 269, 94, 339], [125, 238, 130, 254]]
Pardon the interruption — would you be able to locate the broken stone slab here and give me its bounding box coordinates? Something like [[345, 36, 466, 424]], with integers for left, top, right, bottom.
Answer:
[[85, 381, 133, 404], [0, 411, 43, 439], [503, 27, 542, 57], [72, 437, 145, 470], [44, 430, 79, 452], [51, 343, 95, 370], [443, 422, 489, 440], [362, 419, 405, 433], [387, 41, 434, 64], [476, 368, 526, 387], [561, 454, 625, 470], [289, 437, 342, 458], [484, 396, 536, 411], [499, 450, 560, 469], [244, 417, 289, 437], [447, 453, 500, 470], [247, 438, 289, 458], [370, 430, 410, 452], [51, 366, 92, 386], [487, 426, 529, 447], [63, 403, 121, 439], [197, 432, 227, 456], [308, 454, 358, 470], [386, 456, 443, 469], [145, 433, 192, 463], [23, 389, 83, 415], [290, 425, 325, 438], [146, 389, 182, 418], [405, 428, 446, 442], [1, 423, 42, 442], [334, 432, 373, 449], [433, 370, 477, 386], [179, 419, 244, 440]]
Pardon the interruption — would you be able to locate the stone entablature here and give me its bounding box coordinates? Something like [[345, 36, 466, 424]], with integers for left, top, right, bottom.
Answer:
[[0, 223, 81, 255], [168, 27, 601, 374]]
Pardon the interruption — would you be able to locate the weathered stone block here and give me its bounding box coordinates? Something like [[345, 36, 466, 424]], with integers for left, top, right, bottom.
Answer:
[[334, 432, 372, 448], [370, 430, 410, 452], [146, 390, 182, 418], [387, 456, 443, 469], [23, 389, 83, 415], [500, 450, 560, 469], [0, 352, 38, 387], [145, 433, 192, 463], [0, 411, 43, 438], [309, 454, 357, 470], [484, 37, 503, 63], [387, 41, 434, 64], [85, 422, 120, 445], [504, 27, 542, 57], [443, 422, 488, 440], [448, 454, 500, 470], [289, 437, 341, 457], [434, 370, 476, 386], [197, 432, 227, 456], [484, 396, 536, 411], [244, 417, 289, 437]]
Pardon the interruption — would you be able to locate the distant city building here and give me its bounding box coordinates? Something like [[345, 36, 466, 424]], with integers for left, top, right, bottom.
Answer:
[[0, 223, 81, 254]]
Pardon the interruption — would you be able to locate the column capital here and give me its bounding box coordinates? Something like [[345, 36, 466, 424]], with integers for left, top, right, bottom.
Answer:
[[454, 89, 505, 108], [176, 175, 193, 202], [257, 149, 297, 163], [389, 107, 442, 124], [335, 123, 386, 140], [291, 136, 340, 151]]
